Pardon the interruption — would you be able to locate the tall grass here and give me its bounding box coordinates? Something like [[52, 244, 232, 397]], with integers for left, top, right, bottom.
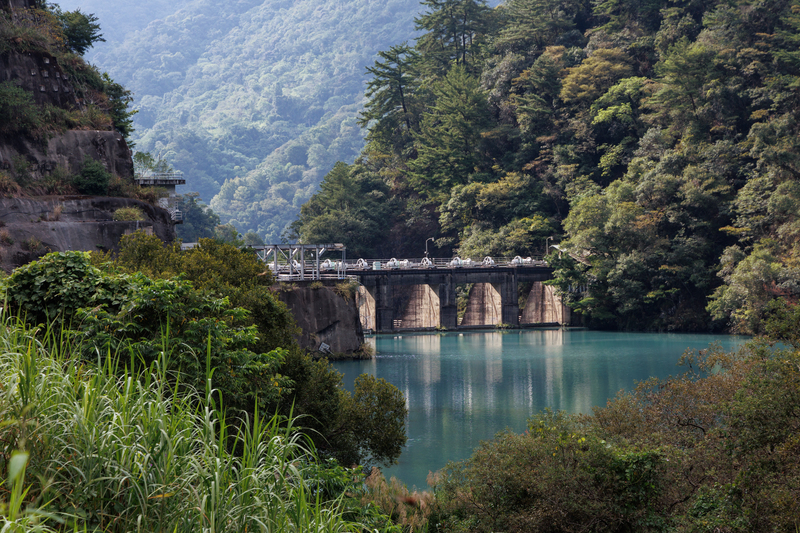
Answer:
[[0, 314, 365, 533]]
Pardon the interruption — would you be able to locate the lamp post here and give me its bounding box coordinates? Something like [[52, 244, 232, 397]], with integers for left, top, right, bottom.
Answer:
[[545, 236, 553, 257], [425, 237, 434, 258]]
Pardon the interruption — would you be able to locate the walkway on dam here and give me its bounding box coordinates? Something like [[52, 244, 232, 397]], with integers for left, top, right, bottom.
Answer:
[[250, 244, 570, 333]]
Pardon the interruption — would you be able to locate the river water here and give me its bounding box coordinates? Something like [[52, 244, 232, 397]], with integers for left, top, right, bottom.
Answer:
[[333, 328, 748, 490]]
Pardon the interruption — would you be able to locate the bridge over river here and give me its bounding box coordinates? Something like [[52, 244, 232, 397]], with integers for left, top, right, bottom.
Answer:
[[249, 244, 571, 333]]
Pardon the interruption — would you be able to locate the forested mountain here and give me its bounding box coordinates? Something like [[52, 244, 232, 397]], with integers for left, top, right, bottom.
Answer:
[[292, 0, 800, 333], [55, 0, 424, 240]]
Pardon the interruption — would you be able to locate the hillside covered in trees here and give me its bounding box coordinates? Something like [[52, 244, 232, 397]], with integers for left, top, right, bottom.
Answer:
[[291, 0, 800, 333], [55, 0, 427, 241]]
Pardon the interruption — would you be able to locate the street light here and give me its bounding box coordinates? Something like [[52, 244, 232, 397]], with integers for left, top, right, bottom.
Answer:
[[545, 236, 553, 256], [425, 237, 435, 258]]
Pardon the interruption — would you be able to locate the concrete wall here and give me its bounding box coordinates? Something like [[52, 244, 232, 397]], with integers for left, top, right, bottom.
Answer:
[[461, 283, 502, 326], [396, 283, 440, 329], [522, 281, 571, 325], [355, 267, 561, 332]]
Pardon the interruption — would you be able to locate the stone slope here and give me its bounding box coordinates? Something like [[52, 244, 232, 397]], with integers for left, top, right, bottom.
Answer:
[[0, 196, 175, 271]]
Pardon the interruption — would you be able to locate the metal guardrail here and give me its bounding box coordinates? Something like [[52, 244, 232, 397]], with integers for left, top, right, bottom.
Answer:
[[345, 256, 547, 270], [268, 255, 548, 280], [135, 171, 186, 186]]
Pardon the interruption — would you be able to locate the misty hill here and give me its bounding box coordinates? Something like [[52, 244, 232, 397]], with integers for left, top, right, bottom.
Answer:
[[55, 0, 423, 240]]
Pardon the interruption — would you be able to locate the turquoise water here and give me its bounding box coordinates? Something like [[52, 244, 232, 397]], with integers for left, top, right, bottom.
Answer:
[[333, 329, 748, 490]]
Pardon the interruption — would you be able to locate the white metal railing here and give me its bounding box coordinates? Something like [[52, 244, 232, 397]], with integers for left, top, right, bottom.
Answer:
[[265, 256, 548, 278], [135, 170, 186, 186], [135, 170, 185, 180], [342, 255, 547, 270]]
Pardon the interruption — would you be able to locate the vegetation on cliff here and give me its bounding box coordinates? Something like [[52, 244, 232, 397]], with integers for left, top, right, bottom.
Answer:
[[0, 1, 148, 203], [0, 2, 132, 139], [291, 0, 800, 333]]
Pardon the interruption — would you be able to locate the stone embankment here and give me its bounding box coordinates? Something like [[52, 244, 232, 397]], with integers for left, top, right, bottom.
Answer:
[[0, 196, 175, 271]]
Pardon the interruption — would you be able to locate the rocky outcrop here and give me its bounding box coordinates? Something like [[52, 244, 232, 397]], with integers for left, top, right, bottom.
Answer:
[[0, 130, 134, 180], [275, 283, 365, 355], [0, 46, 77, 109], [0, 1, 175, 272], [0, 196, 175, 271], [1, 0, 131, 181]]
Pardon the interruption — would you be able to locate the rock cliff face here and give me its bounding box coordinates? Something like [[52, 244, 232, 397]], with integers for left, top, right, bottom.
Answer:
[[275, 283, 365, 355], [1, 0, 133, 181], [0, 43, 77, 109], [0, 130, 134, 181], [0, 196, 175, 271], [0, 0, 175, 271]]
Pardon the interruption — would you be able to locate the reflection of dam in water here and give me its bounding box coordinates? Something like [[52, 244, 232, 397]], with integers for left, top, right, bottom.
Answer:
[[339, 329, 748, 490]]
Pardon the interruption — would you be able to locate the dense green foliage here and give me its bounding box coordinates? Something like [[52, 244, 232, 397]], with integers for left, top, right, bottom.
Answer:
[[290, 0, 800, 332], [175, 192, 222, 241], [72, 157, 110, 195], [51, 5, 105, 55], [3, 251, 290, 416], [56, 0, 425, 240], [2, 244, 407, 468], [111, 233, 408, 466], [0, 317, 400, 532], [431, 300, 800, 531]]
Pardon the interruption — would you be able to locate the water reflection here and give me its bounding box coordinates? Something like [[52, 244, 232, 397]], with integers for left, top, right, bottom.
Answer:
[[334, 329, 747, 490]]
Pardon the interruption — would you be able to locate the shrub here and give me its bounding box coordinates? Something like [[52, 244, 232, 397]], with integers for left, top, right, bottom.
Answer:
[[0, 171, 22, 197], [4, 251, 102, 324], [0, 229, 13, 246], [41, 168, 73, 195], [21, 236, 42, 252], [3, 250, 291, 417], [0, 81, 43, 136], [280, 349, 408, 467], [112, 206, 145, 221], [434, 410, 668, 533], [334, 279, 359, 300], [45, 204, 63, 221], [106, 175, 138, 198], [75, 274, 291, 414], [72, 157, 110, 195], [362, 468, 434, 530]]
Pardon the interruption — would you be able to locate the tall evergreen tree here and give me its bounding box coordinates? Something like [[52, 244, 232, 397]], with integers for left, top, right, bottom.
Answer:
[[409, 65, 492, 199], [414, 0, 495, 75], [358, 44, 420, 152]]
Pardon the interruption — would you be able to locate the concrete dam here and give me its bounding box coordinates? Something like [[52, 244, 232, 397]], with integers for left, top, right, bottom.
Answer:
[[253, 245, 573, 334], [354, 262, 570, 332]]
